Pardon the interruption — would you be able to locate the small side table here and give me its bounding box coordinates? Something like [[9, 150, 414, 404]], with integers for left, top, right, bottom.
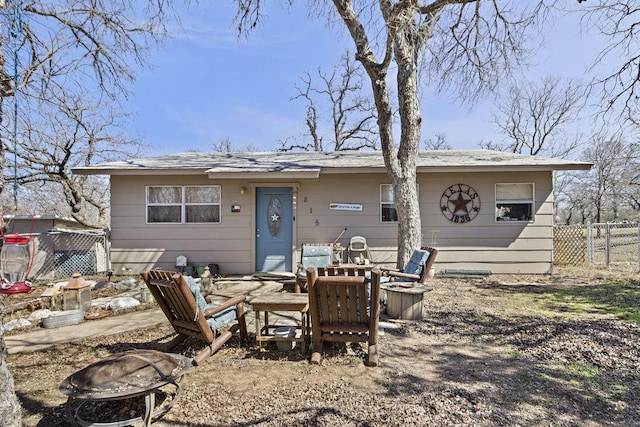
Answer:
[[381, 283, 432, 320], [251, 293, 310, 351]]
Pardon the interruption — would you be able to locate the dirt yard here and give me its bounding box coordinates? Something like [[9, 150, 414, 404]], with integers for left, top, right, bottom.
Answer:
[[6, 265, 640, 426]]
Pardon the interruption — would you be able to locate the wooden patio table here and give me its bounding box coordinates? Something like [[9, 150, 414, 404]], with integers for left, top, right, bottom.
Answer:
[[251, 293, 310, 351]]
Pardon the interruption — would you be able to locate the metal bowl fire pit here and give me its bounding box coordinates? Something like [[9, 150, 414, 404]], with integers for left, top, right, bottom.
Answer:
[[60, 349, 190, 426]]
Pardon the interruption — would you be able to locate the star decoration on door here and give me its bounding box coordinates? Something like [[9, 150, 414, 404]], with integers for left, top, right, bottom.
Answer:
[[267, 196, 282, 237], [440, 184, 480, 223]]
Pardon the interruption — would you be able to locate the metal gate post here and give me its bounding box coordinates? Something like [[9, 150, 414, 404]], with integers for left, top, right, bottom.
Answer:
[[586, 221, 592, 264], [605, 223, 611, 268], [104, 228, 111, 276]]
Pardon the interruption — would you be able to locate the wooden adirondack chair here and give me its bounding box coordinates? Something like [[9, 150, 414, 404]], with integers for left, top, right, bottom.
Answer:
[[381, 246, 439, 284], [141, 269, 248, 365], [306, 266, 381, 367]]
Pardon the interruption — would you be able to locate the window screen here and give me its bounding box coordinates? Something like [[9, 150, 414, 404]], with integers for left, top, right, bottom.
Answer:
[[495, 183, 534, 222]]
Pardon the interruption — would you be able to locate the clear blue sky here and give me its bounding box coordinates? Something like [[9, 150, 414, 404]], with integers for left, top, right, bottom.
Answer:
[[125, 2, 612, 156]]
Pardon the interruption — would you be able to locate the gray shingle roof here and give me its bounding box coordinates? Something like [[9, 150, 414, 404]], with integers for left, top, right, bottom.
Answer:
[[73, 150, 592, 175]]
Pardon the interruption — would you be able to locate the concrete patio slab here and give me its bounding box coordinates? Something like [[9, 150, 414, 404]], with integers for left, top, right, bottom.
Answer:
[[5, 274, 288, 354]]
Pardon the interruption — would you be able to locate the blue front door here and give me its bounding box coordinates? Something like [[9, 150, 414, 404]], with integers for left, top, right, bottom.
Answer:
[[255, 187, 293, 271]]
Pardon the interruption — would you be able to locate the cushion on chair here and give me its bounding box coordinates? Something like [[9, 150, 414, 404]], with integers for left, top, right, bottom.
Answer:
[[185, 276, 237, 334], [397, 249, 430, 282], [205, 307, 237, 333], [185, 276, 208, 312], [301, 245, 332, 269], [299, 245, 333, 282]]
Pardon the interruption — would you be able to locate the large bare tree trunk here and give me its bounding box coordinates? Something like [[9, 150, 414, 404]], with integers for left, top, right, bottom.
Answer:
[[348, 3, 425, 267], [372, 80, 422, 266], [0, 298, 22, 426], [360, 57, 421, 266], [390, 9, 424, 265]]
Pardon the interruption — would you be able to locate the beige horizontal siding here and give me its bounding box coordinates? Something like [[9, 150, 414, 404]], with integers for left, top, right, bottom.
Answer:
[[420, 224, 552, 240], [110, 227, 252, 244], [436, 248, 551, 262], [296, 174, 397, 248], [109, 170, 557, 275], [111, 248, 253, 275], [110, 175, 256, 274], [432, 262, 553, 275]]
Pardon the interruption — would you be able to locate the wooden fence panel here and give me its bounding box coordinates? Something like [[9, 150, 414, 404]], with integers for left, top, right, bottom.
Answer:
[[553, 225, 586, 265]]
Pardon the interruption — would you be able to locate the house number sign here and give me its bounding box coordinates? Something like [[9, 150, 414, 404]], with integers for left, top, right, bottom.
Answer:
[[440, 184, 480, 223]]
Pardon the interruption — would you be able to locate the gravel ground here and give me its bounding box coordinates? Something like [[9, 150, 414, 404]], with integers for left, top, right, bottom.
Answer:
[[7, 265, 640, 426]]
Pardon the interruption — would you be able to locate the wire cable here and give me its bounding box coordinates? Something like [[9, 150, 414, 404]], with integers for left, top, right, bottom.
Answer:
[[10, 0, 23, 209]]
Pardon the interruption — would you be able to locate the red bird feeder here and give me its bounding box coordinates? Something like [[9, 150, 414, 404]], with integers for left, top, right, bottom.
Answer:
[[0, 233, 34, 295]]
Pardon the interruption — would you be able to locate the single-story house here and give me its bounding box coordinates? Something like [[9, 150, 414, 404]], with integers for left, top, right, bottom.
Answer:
[[73, 150, 592, 275]]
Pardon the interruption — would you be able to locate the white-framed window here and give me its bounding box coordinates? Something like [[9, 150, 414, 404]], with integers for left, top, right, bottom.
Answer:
[[380, 184, 398, 222], [146, 185, 221, 224], [495, 183, 534, 222], [380, 184, 419, 222]]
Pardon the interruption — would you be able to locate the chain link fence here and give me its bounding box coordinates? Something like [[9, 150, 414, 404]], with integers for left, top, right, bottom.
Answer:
[[29, 229, 110, 282], [554, 222, 640, 267]]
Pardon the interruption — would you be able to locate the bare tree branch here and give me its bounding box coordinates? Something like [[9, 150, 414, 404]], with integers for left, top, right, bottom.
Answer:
[[486, 76, 584, 158], [424, 133, 453, 150], [561, 133, 640, 224], [286, 52, 378, 152], [0, 0, 177, 222], [232, 0, 556, 266], [8, 1, 175, 98], [580, 1, 640, 122], [3, 89, 144, 227]]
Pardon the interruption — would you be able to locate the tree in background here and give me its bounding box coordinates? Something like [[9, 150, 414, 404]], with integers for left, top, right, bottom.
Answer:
[[210, 137, 259, 152], [481, 76, 586, 224], [558, 134, 640, 224], [283, 52, 378, 152], [583, 135, 638, 223], [483, 76, 584, 158], [424, 133, 453, 150], [4, 90, 139, 227], [0, 2, 177, 425], [211, 137, 235, 153], [0, 1, 176, 224], [234, 1, 550, 266], [628, 170, 640, 213], [582, 1, 640, 124]]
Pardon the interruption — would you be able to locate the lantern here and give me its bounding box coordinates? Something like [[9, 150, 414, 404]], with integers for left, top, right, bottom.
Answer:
[[41, 286, 63, 310], [0, 233, 34, 294], [63, 272, 92, 312]]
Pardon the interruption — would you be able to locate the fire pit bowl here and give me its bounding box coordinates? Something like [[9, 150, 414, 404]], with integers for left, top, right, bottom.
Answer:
[[60, 349, 190, 426]]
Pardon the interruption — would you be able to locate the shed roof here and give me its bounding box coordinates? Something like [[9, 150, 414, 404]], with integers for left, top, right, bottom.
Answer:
[[73, 150, 592, 177]]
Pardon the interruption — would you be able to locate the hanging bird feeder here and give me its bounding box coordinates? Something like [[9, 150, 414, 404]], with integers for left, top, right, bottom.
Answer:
[[0, 233, 34, 294]]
